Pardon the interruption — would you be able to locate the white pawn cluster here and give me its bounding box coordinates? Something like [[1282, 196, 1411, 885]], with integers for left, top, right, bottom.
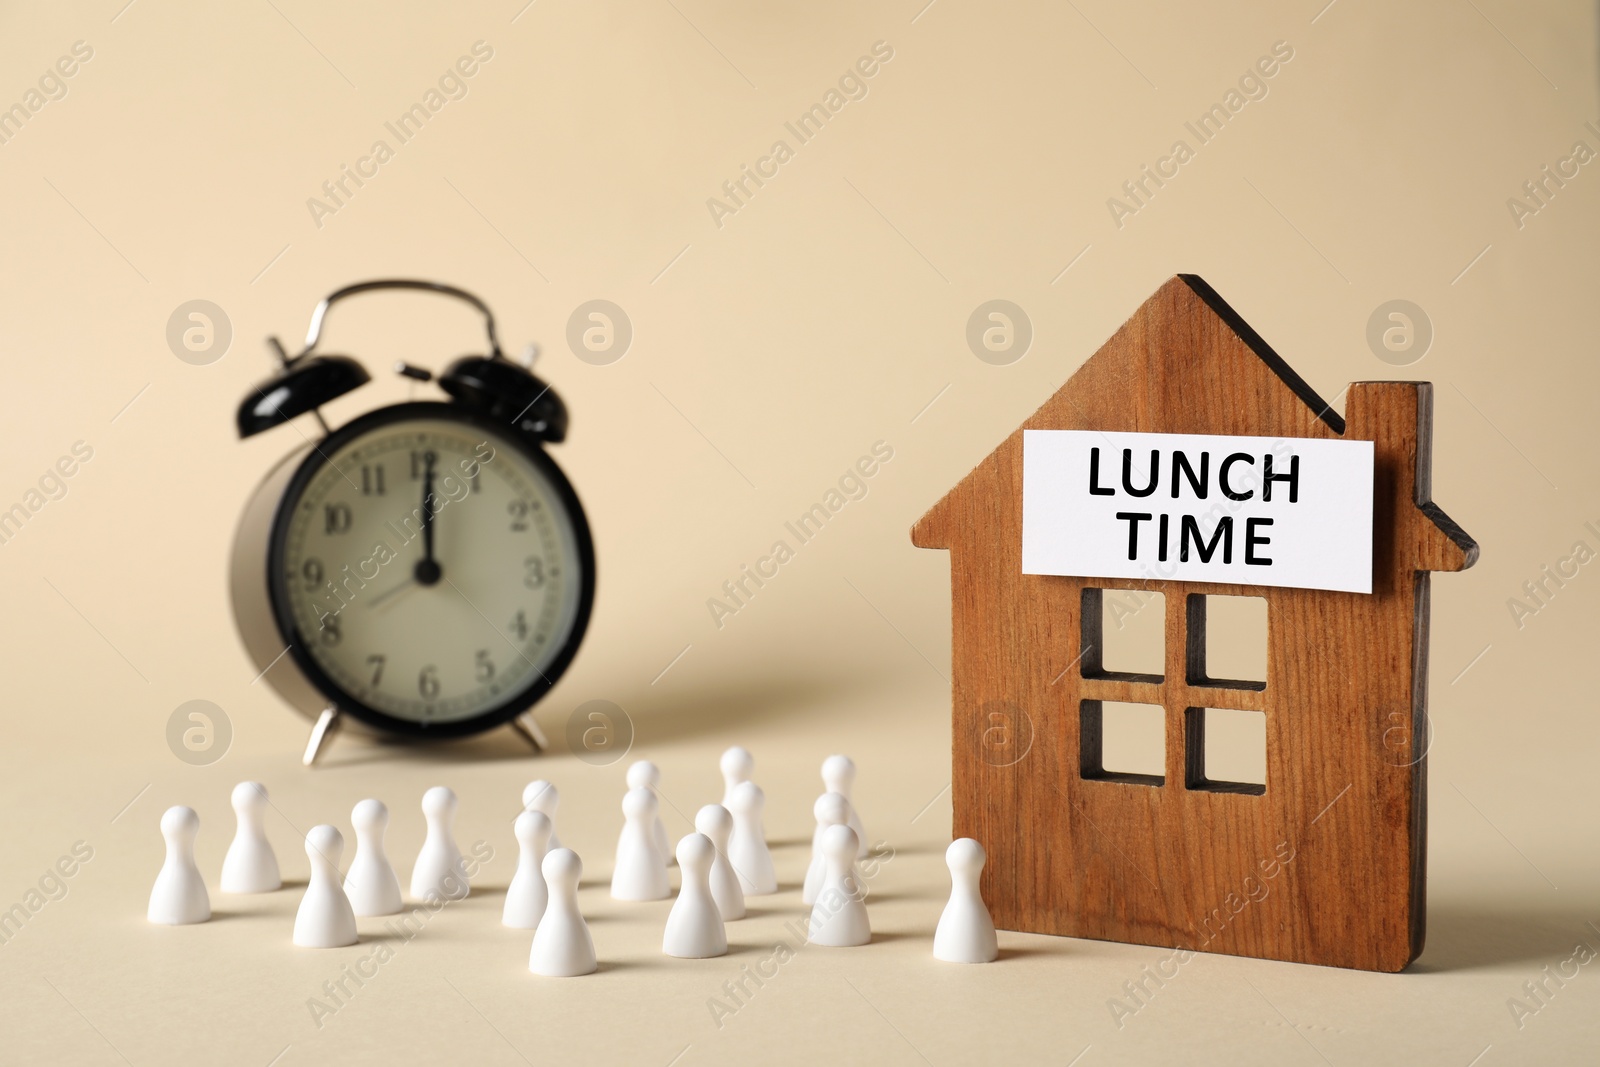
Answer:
[[145, 783, 473, 949], [143, 751, 998, 977]]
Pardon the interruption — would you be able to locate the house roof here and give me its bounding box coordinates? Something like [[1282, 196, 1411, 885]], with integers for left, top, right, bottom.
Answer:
[[913, 274, 1477, 573]]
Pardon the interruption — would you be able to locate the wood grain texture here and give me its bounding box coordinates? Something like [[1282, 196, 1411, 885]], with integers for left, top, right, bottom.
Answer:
[[912, 275, 1478, 972]]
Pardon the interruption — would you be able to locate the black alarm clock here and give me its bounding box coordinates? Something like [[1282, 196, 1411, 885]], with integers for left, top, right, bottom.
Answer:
[[229, 280, 595, 765]]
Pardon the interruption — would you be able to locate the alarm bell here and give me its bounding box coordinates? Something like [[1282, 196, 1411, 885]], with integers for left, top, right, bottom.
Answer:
[[237, 355, 370, 439], [438, 356, 567, 442], [234, 278, 561, 441]]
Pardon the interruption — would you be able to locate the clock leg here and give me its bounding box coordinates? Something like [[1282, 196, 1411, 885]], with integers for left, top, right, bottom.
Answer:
[[510, 712, 548, 754], [302, 706, 342, 766]]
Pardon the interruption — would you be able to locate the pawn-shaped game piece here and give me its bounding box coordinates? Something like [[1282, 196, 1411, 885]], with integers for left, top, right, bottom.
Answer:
[[148, 806, 209, 925], [344, 799, 403, 917], [627, 760, 671, 865], [220, 782, 280, 893], [522, 780, 562, 851], [663, 834, 728, 958], [803, 792, 853, 905], [503, 810, 553, 929], [529, 848, 596, 977], [295, 825, 358, 948], [821, 755, 869, 858], [694, 804, 744, 921], [411, 786, 468, 902], [719, 746, 753, 808], [934, 838, 999, 963], [808, 824, 869, 947], [611, 787, 670, 900], [726, 780, 777, 896]]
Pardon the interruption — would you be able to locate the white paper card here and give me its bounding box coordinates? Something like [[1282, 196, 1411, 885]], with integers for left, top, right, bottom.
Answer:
[[1021, 429, 1374, 594]]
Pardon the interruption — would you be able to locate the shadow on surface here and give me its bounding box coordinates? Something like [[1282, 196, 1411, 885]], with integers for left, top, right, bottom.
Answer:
[[867, 931, 915, 945], [995, 945, 1060, 962], [1412, 898, 1595, 973]]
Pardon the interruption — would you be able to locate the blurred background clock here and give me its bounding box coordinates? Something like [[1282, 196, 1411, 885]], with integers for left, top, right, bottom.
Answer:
[[229, 281, 595, 764]]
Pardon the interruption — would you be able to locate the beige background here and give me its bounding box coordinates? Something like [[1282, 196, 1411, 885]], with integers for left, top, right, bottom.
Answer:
[[1, 0, 1596, 1063]]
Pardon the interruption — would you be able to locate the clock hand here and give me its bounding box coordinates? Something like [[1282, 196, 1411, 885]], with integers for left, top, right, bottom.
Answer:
[[414, 452, 442, 586], [366, 574, 419, 610]]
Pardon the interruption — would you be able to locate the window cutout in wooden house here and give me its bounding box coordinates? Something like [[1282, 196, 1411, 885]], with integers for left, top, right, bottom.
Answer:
[[1081, 588, 1165, 683], [1184, 707, 1266, 794], [1186, 594, 1267, 690], [1081, 700, 1165, 786]]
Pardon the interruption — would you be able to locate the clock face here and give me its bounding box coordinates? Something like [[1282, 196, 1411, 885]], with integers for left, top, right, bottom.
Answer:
[[269, 406, 591, 729]]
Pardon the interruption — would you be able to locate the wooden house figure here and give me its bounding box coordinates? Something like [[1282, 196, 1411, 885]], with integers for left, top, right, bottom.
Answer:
[[912, 275, 1477, 971]]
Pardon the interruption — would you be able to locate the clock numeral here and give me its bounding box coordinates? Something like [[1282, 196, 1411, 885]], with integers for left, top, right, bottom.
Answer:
[[302, 558, 324, 588], [418, 665, 440, 699], [361, 464, 386, 496], [509, 610, 528, 640], [319, 613, 341, 646], [508, 500, 529, 532], [324, 503, 353, 535], [410, 450, 437, 480], [474, 650, 495, 683], [523, 555, 545, 589], [366, 654, 385, 687]]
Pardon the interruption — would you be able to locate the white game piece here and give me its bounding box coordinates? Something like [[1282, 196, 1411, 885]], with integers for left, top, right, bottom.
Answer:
[[803, 792, 853, 905], [147, 806, 209, 925], [220, 782, 280, 893], [934, 838, 999, 963], [808, 824, 869, 947], [295, 825, 358, 948], [726, 780, 777, 896], [627, 760, 671, 865], [821, 755, 869, 858], [343, 799, 403, 917], [522, 780, 562, 851], [611, 787, 670, 901], [503, 810, 553, 929], [529, 848, 596, 977], [694, 804, 744, 921], [663, 834, 727, 958], [719, 746, 753, 808], [410, 786, 469, 901]]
